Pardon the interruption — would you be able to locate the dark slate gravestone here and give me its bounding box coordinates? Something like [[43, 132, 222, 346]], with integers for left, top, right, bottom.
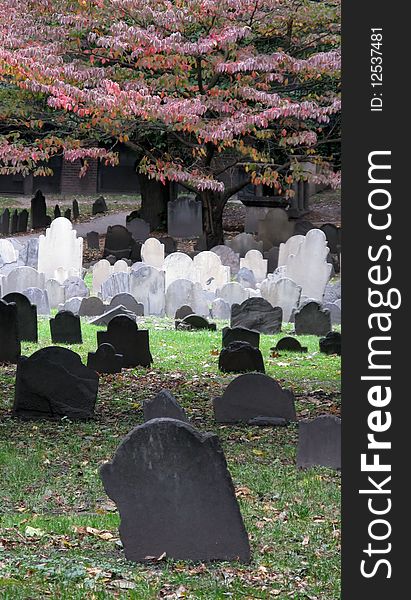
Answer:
[[31, 190, 47, 229], [1, 208, 10, 235], [294, 302, 331, 336], [92, 196, 108, 215], [10, 210, 18, 234], [297, 415, 341, 469], [89, 305, 136, 326], [50, 311, 83, 344], [103, 225, 134, 260], [97, 315, 152, 368], [222, 326, 260, 349], [266, 246, 279, 273], [13, 346, 98, 420], [293, 219, 315, 236], [319, 331, 341, 356], [3, 293, 38, 343], [219, 341, 265, 374], [126, 217, 150, 243], [275, 336, 307, 353], [130, 239, 142, 262], [45, 215, 52, 227], [109, 293, 144, 316], [213, 373, 296, 425], [167, 196, 203, 238], [87, 231, 100, 250], [100, 418, 251, 563], [320, 223, 341, 255], [78, 296, 105, 317], [105, 254, 117, 266], [72, 199, 80, 220], [176, 315, 217, 331], [231, 298, 282, 334], [17, 209, 29, 233], [159, 236, 177, 254], [175, 305, 194, 320], [0, 300, 21, 364], [64, 208, 71, 221], [143, 390, 188, 423], [54, 204, 61, 219], [87, 343, 123, 374]]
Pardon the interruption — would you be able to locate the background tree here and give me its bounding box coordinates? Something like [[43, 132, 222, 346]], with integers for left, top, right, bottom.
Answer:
[[0, 0, 341, 247]]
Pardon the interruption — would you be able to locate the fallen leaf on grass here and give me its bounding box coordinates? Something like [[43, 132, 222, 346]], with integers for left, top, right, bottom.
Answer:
[[108, 579, 136, 590], [24, 526, 45, 538]]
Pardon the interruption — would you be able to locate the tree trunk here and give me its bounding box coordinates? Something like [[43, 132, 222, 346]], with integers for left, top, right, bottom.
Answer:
[[199, 190, 226, 249], [138, 173, 174, 231]]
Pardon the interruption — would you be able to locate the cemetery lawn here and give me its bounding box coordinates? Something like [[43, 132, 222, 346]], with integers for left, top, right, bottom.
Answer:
[[0, 319, 341, 599]]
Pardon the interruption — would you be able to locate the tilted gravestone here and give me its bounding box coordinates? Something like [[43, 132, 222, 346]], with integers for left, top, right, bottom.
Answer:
[[87, 231, 100, 250], [219, 341, 265, 374], [167, 196, 203, 238], [213, 373, 296, 425], [104, 225, 134, 260], [31, 190, 47, 229], [100, 418, 251, 562], [13, 346, 98, 420], [294, 301, 331, 336], [0, 299, 21, 363], [174, 305, 194, 320], [92, 196, 107, 215], [50, 311, 83, 344], [231, 298, 282, 334], [89, 305, 136, 326], [275, 337, 307, 353], [87, 343, 123, 374], [222, 326, 260, 349], [3, 293, 38, 342], [109, 293, 144, 316], [319, 331, 341, 355], [143, 390, 188, 423], [176, 314, 216, 331], [97, 315, 152, 367], [297, 415, 341, 469]]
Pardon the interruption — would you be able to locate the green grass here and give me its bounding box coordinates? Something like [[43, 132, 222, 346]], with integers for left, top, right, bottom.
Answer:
[[0, 320, 340, 599]]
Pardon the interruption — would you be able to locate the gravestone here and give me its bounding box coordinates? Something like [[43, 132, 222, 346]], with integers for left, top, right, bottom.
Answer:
[[294, 301, 331, 336], [0, 299, 21, 363], [219, 341, 265, 373], [1, 209, 10, 235], [320, 224, 341, 255], [45, 279, 65, 309], [58, 297, 83, 315], [109, 293, 144, 316], [275, 337, 307, 352], [89, 305, 136, 326], [87, 343, 123, 374], [293, 219, 315, 235], [126, 217, 150, 243], [22, 287, 50, 315], [92, 259, 112, 294], [97, 315, 152, 367], [236, 268, 256, 289], [266, 246, 279, 273], [25, 238, 39, 269], [216, 282, 249, 308], [143, 390, 188, 423], [50, 311, 83, 344], [211, 298, 231, 320], [78, 296, 106, 317], [87, 231, 100, 250], [319, 331, 341, 355], [17, 209, 29, 233], [13, 346, 98, 420], [130, 266, 165, 316], [100, 271, 130, 301], [3, 293, 38, 342], [165, 279, 209, 318], [38, 217, 83, 280], [222, 327, 260, 349], [100, 418, 250, 562], [167, 196, 203, 238], [0, 239, 18, 265], [323, 302, 341, 325], [193, 252, 230, 292], [231, 298, 282, 334], [226, 233, 263, 258], [257, 208, 295, 250], [175, 305, 194, 320], [54, 204, 61, 219], [210, 245, 240, 275], [92, 196, 107, 215], [177, 314, 216, 331], [323, 280, 341, 304], [278, 235, 305, 267], [104, 225, 134, 260], [10, 210, 18, 234], [1, 266, 45, 295], [164, 252, 195, 289], [141, 238, 165, 269], [64, 208, 71, 221], [31, 190, 47, 229], [213, 373, 296, 424], [260, 277, 302, 323], [297, 416, 341, 469], [72, 199, 80, 220], [63, 276, 89, 301], [239, 250, 267, 283], [113, 259, 129, 273]]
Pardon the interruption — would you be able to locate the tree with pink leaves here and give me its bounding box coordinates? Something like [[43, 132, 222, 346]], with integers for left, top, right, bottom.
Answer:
[[0, 0, 340, 246]]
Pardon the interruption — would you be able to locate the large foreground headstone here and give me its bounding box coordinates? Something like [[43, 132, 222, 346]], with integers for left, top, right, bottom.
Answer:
[[219, 341, 265, 373], [13, 347, 98, 420], [143, 390, 188, 423], [297, 416, 341, 469], [100, 418, 251, 562], [213, 373, 296, 424], [231, 298, 282, 334], [97, 315, 152, 367], [0, 300, 21, 363], [2, 293, 38, 342]]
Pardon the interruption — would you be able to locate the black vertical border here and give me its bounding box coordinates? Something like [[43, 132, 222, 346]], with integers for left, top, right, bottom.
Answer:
[[342, 0, 409, 597]]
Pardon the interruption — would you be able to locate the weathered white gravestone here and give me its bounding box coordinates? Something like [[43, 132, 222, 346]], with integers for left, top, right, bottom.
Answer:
[[284, 229, 332, 302], [260, 277, 302, 322], [141, 238, 165, 269], [113, 259, 130, 273], [239, 250, 267, 283], [210, 245, 240, 275], [278, 235, 305, 267], [225, 233, 263, 258], [38, 217, 83, 280], [22, 287, 50, 315], [193, 252, 230, 292], [100, 272, 130, 301], [1, 266, 45, 296], [45, 278, 65, 309], [130, 266, 165, 316], [0, 240, 18, 265], [164, 253, 195, 289], [216, 282, 250, 307], [257, 208, 295, 251], [92, 260, 113, 295], [165, 279, 209, 317]]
